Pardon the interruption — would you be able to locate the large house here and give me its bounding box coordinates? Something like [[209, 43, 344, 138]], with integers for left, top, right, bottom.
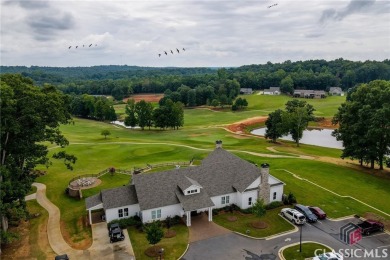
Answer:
[[328, 87, 344, 96], [240, 88, 254, 95], [263, 87, 280, 95], [293, 89, 326, 99], [86, 141, 284, 226]]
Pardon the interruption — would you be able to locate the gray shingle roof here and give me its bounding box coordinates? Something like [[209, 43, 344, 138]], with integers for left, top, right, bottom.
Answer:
[[175, 187, 214, 211], [85, 193, 102, 209], [101, 185, 138, 210], [133, 148, 261, 211]]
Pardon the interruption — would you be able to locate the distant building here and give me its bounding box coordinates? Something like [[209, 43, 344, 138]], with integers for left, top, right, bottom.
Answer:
[[240, 88, 254, 95], [293, 90, 326, 99], [263, 87, 280, 95], [329, 87, 344, 96]]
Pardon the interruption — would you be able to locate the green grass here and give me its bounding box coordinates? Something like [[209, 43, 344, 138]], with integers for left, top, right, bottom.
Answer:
[[128, 224, 188, 260], [282, 242, 332, 260], [213, 208, 294, 238], [27, 200, 56, 259]]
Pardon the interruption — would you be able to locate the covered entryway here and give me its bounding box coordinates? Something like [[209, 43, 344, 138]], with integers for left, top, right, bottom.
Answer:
[[184, 207, 212, 226], [189, 212, 231, 243]]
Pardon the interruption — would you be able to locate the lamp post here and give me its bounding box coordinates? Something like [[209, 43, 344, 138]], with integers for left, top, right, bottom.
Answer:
[[158, 248, 164, 260]]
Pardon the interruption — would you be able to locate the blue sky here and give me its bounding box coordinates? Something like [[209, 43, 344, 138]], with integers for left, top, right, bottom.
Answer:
[[1, 0, 389, 67]]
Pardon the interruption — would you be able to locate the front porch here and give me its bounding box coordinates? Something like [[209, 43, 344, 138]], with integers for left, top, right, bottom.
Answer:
[[184, 207, 213, 226]]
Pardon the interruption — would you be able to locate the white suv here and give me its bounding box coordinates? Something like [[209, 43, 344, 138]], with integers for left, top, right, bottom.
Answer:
[[281, 208, 306, 225]]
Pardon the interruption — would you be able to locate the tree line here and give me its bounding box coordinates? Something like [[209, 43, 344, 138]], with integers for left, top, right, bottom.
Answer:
[[2, 59, 389, 99], [69, 94, 117, 121], [125, 98, 184, 130]]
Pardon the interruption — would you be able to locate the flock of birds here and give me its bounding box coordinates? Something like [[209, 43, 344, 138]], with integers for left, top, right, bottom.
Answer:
[[158, 48, 186, 57], [68, 44, 97, 49], [67, 3, 278, 57]]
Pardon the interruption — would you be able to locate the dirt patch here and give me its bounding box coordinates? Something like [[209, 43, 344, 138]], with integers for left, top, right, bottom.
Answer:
[[227, 216, 238, 222], [316, 118, 338, 129], [226, 116, 268, 133], [1, 220, 31, 259], [251, 221, 268, 229], [363, 212, 390, 231], [145, 245, 164, 257], [60, 217, 92, 250], [123, 94, 164, 103], [164, 229, 177, 238]]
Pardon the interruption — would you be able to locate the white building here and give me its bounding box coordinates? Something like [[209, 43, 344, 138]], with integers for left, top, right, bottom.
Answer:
[[86, 141, 284, 226], [263, 87, 280, 95]]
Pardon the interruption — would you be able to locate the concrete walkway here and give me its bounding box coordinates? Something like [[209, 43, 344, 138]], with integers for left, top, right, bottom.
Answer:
[[30, 182, 135, 259], [189, 213, 231, 243]]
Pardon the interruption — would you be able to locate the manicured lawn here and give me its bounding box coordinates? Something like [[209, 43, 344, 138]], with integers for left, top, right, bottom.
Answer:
[[213, 208, 294, 238], [128, 224, 188, 260], [282, 242, 332, 260]]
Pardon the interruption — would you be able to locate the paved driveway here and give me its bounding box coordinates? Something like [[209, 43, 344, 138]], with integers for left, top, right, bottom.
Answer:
[[189, 213, 231, 242], [183, 217, 390, 260]]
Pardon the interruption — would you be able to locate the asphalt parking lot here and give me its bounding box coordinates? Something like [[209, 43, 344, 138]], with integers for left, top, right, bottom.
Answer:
[[183, 217, 390, 260]]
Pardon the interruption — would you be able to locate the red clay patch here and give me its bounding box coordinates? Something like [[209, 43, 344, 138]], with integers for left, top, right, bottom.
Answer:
[[123, 94, 164, 103], [227, 116, 268, 133]]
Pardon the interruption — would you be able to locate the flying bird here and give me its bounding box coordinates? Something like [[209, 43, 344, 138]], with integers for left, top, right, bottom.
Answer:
[[170, 50, 174, 54], [182, 48, 185, 51], [89, 44, 92, 47], [176, 48, 180, 53], [164, 51, 168, 55], [75, 46, 78, 48], [158, 54, 161, 57], [83, 45, 85, 47], [268, 3, 278, 8], [68, 46, 71, 49]]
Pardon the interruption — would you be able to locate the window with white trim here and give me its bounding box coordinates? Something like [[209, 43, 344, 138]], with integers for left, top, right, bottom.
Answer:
[[124, 208, 129, 217], [226, 195, 230, 204], [118, 209, 123, 218], [248, 197, 252, 206], [152, 209, 162, 220], [273, 192, 277, 200], [221, 195, 230, 205], [221, 196, 225, 205]]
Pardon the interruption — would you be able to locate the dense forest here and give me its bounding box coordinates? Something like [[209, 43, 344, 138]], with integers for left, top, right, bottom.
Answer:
[[1, 59, 389, 101]]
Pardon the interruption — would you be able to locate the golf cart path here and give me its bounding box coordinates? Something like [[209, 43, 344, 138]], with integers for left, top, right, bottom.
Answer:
[[31, 183, 135, 259]]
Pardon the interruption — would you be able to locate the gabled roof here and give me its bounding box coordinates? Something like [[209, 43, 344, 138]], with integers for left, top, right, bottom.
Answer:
[[101, 185, 138, 210], [175, 187, 214, 211], [133, 148, 261, 211], [86, 193, 102, 210]]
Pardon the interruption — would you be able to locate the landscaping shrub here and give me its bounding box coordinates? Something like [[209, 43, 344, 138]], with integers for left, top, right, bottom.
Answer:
[[265, 201, 284, 210], [212, 209, 219, 215], [252, 199, 266, 217], [108, 216, 141, 229], [283, 192, 297, 205]]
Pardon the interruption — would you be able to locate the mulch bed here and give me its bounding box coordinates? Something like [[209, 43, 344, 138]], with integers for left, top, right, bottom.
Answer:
[[251, 221, 268, 229], [145, 245, 163, 257], [164, 229, 177, 238], [227, 216, 238, 222]]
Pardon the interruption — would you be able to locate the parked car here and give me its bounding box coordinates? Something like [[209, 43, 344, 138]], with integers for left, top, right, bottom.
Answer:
[[308, 206, 327, 219], [280, 208, 306, 225], [108, 222, 120, 236], [110, 227, 125, 243], [313, 252, 343, 260], [55, 254, 69, 260], [294, 204, 318, 223], [357, 220, 385, 235]]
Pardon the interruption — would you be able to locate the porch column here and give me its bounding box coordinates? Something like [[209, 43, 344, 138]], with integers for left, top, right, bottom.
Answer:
[[208, 207, 212, 222], [88, 209, 92, 225], [186, 211, 191, 226]]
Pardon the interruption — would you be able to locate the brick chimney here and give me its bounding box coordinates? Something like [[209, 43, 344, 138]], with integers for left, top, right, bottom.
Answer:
[[258, 163, 271, 204], [215, 140, 222, 149]]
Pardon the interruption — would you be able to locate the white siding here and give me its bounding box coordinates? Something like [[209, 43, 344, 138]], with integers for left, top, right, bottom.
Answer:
[[270, 184, 284, 202], [235, 191, 243, 208], [141, 204, 184, 223], [105, 204, 140, 223], [245, 177, 260, 190], [211, 193, 237, 209], [240, 190, 258, 209]]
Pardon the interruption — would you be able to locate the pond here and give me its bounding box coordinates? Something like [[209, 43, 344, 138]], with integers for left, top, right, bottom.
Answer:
[[251, 128, 343, 149]]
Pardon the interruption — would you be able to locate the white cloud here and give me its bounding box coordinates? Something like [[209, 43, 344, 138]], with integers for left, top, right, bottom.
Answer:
[[0, 0, 389, 67]]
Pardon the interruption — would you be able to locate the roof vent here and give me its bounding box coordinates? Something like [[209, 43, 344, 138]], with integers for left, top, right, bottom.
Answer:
[[261, 163, 269, 168], [215, 140, 223, 149]]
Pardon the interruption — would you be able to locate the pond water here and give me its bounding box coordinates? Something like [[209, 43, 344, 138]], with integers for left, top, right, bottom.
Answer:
[[111, 121, 140, 129], [251, 128, 343, 149]]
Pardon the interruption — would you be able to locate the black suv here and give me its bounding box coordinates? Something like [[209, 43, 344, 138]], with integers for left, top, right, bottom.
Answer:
[[110, 227, 125, 243], [108, 223, 120, 236], [294, 204, 318, 223], [55, 254, 69, 260]]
